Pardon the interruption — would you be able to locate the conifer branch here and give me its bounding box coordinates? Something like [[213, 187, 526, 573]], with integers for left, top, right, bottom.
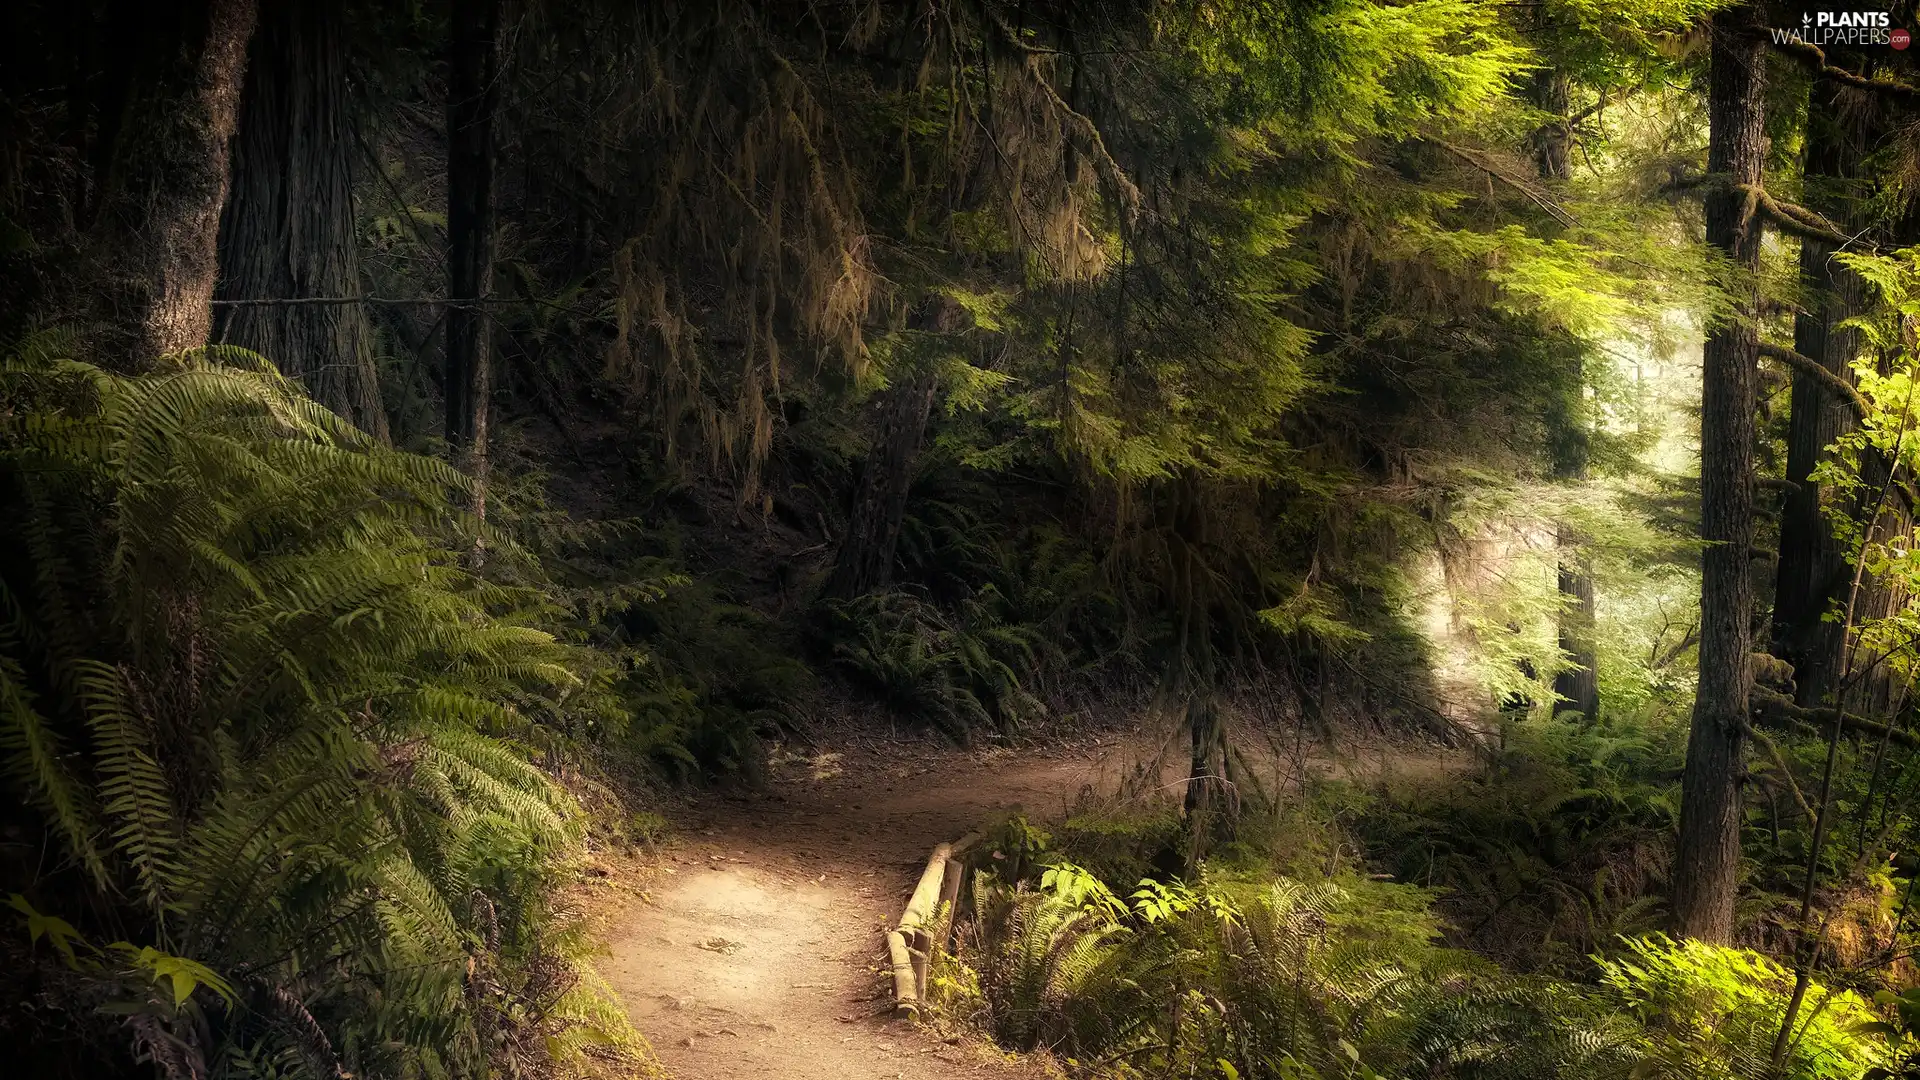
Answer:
[[1760, 35, 1920, 103], [1426, 138, 1580, 228], [985, 13, 1141, 219], [1757, 342, 1869, 418]]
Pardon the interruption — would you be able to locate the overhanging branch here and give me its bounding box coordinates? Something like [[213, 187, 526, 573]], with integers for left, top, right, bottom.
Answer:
[[1426, 137, 1580, 228], [1758, 342, 1869, 418], [1761, 34, 1920, 103], [1754, 685, 1920, 750], [1733, 184, 1855, 249]]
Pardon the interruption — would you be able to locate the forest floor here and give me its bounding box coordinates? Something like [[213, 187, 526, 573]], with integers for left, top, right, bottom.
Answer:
[[587, 720, 1474, 1080]]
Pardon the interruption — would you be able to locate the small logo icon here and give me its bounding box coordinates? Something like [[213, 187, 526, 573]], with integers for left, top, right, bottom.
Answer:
[[1895, 27, 1912, 47]]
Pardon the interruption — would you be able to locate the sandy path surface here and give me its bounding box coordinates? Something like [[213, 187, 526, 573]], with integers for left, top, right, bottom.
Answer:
[[599, 734, 1150, 1080]]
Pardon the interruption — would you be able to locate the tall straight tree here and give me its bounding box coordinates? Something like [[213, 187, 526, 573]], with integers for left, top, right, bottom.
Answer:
[[1672, 3, 1766, 944], [1771, 78, 1866, 710], [447, 0, 500, 516], [217, 0, 388, 441], [1532, 65, 1599, 724], [90, 0, 259, 360]]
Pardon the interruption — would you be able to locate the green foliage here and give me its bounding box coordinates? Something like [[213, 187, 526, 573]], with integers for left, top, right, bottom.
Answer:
[[950, 820, 1909, 1079], [818, 589, 1043, 740], [953, 855, 1647, 1079], [1357, 717, 1681, 973], [0, 346, 643, 1077], [1597, 934, 1889, 1079]]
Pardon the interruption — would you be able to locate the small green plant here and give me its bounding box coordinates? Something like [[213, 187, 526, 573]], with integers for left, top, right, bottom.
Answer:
[[627, 811, 672, 851]]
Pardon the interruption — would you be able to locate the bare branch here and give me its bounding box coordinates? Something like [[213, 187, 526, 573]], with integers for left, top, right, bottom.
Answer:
[[1426, 137, 1580, 228], [1754, 685, 1920, 750], [1733, 184, 1855, 248]]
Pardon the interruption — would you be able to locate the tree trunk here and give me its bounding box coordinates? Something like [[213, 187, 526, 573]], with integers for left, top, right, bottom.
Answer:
[[447, 0, 501, 515], [90, 0, 259, 361], [1531, 68, 1573, 182], [1532, 68, 1599, 723], [1772, 87, 1862, 710], [1552, 526, 1600, 723], [826, 372, 938, 599], [1770, 72, 1911, 718], [216, 0, 388, 441], [1673, 4, 1766, 944], [825, 295, 969, 600]]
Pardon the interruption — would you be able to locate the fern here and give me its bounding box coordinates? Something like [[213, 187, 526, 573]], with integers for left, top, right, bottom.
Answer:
[[0, 347, 643, 1077]]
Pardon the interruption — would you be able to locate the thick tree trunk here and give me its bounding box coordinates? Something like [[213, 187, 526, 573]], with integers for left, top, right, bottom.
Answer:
[[447, 0, 501, 514], [216, 0, 388, 441], [91, 0, 259, 361], [1673, 5, 1766, 944], [1772, 89, 1862, 710], [826, 372, 939, 599], [825, 296, 969, 600], [1770, 75, 1910, 718]]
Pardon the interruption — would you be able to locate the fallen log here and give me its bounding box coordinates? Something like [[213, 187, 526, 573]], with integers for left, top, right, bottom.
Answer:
[[1752, 686, 1920, 750]]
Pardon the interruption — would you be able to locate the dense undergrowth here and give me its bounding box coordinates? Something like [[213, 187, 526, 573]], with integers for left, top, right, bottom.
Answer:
[[0, 346, 648, 1078], [938, 782, 1915, 1079]]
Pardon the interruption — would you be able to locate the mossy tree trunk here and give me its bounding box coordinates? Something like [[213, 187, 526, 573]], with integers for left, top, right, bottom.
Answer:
[[89, 0, 258, 362]]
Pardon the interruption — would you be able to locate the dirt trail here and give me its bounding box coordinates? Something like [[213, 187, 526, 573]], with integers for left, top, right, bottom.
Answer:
[[598, 732, 1142, 1080], [598, 728, 1469, 1080]]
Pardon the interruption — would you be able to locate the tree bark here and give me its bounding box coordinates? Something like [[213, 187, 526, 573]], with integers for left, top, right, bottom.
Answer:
[[216, 0, 388, 441], [89, 0, 259, 362], [1673, 4, 1767, 944], [824, 295, 969, 600], [447, 0, 501, 515], [1531, 68, 1573, 182], [825, 372, 938, 599], [1552, 525, 1600, 723], [1532, 67, 1599, 723], [1770, 72, 1911, 719], [1772, 83, 1863, 711]]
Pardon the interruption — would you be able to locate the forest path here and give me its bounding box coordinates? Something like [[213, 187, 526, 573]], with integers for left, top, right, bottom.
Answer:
[[597, 725, 1469, 1080]]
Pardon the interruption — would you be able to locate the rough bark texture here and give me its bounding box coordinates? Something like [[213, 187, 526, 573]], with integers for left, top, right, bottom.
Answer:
[[1772, 85, 1863, 711], [90, 0, 258, 362], [447, 0, 501, 512], [216, 0, 388, 441], [824, 295, 970, 600], [1552, 529, 1600, 722], [1770, 73, 1909, 718], [1673, 5, 1766, 945]]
